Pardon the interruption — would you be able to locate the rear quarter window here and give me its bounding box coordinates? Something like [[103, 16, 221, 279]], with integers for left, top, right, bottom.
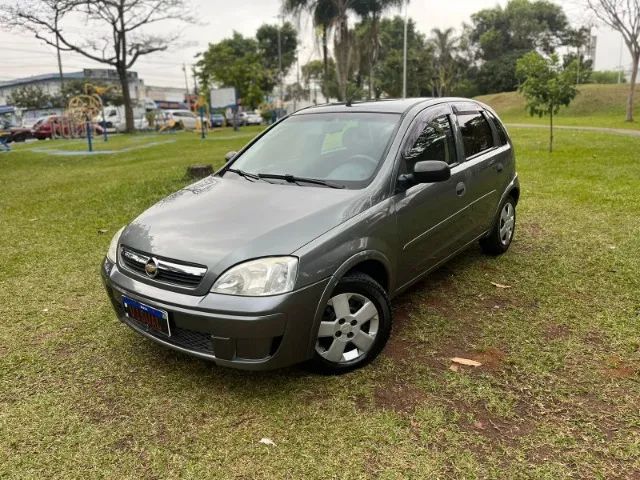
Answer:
[[486, 111, 510, 146]]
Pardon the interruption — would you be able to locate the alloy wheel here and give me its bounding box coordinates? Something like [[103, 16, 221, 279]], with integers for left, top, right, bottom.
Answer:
[[499, 202, 515, 245], [315, 292, 380, 364]]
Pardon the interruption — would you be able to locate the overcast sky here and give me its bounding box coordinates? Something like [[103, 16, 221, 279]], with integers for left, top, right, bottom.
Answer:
[[1, 0, 632, 88]]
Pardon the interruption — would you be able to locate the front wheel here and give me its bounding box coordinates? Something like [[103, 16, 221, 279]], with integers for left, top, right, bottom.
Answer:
[[480, 195, 516, 255], [309, 273, 391, 374]]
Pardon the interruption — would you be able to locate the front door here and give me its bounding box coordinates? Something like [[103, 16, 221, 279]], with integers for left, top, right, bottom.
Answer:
[[393, 105, 475, 290]]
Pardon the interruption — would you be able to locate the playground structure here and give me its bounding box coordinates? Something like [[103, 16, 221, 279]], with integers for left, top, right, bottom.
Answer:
[[47, 84, 110, 143]]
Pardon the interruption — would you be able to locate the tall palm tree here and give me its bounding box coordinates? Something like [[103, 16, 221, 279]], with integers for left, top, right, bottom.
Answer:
[[283, 0, 337, 101], [283, 0, 359, 101], [352, 0, 403, 99], [430, 27, 458, 96]]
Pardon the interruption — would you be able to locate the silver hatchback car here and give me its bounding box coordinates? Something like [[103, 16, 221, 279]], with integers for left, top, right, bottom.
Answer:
[[102, 98, 519, 373]]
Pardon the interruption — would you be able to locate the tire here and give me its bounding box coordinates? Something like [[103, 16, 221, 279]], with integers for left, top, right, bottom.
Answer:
[[480, 195, 517, 255], [308, 273, 392, 375]]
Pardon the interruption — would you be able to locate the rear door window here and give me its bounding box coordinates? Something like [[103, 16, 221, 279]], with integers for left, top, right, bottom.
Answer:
[[456, 113, 495, 159]]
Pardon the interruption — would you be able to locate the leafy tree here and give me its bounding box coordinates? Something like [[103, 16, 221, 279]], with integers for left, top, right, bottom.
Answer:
[[587, 0, 640, 122], [256, 22, 298, 80], [196, 33, 267, 108], [302, 59, 341, 101], [376, 16, 435, 98], [563, 26, 594, 84], [516, 52, 578, 152], [562, 52, 593, 84], [197, 24, 298, 108], [7, 85, 54, 109], [1, 0, 194, 133], [469, 0, 569, 94]]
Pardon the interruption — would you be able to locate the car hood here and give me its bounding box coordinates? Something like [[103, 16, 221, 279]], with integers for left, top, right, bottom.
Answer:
[[120, 175, 367, 277]]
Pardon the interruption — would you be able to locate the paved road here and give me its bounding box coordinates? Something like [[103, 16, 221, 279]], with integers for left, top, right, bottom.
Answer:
[[507, 123, 640, 137]]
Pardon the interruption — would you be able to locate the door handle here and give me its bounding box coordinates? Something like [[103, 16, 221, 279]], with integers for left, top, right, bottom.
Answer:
[[456, 182, 466, 197], [495, 162, 504, 172]]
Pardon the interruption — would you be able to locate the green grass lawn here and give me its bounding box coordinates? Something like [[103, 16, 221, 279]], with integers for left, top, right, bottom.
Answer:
[[477, 84, 640, 130], [1, 128, 639, 479]]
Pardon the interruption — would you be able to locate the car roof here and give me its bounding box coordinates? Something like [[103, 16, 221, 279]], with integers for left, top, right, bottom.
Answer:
[[293, 97, 489, 115]]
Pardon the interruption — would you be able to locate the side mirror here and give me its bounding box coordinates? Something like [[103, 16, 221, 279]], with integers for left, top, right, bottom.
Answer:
[[224, 151, 237, 162], [412, 160, 451, 183]]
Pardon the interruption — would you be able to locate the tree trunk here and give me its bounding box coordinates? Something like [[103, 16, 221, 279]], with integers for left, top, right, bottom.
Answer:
[[117, 66, 134, 134], [368, 17, 379, 100], [56, 37, 64, 91], [322, 25, 329, 103], [626, 51, 639, 123], [549, 109, 554, 153], [334, 12, 351, 102], [54, 14, 64, 92]]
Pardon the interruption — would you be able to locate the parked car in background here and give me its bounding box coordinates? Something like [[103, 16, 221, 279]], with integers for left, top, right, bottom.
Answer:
[[225, 110, 245, 126], [163, 109, 209, 130], [32, 115, 104, 140], [210, 113, 225, 128], [245, 111, 263, 126], [103, 97, 519, 373], [96, 106, 148, 133], [0, 118, 32, 143]]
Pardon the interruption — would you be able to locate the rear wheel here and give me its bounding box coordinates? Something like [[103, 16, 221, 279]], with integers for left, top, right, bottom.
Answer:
[[480, 195, 516, 255], [309, 273, 391, 374]]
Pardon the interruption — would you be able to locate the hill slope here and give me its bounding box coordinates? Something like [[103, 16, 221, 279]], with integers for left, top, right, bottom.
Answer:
[[476, 84, 639, 130]]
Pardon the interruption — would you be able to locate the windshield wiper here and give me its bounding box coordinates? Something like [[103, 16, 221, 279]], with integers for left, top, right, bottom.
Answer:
[[226, 168, 260, 181], [256, 173, 345, 189]]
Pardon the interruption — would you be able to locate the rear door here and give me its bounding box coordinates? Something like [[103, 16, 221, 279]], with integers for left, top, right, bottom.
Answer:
[[394, 104, 476, 289], [451, 104, 503, 236]]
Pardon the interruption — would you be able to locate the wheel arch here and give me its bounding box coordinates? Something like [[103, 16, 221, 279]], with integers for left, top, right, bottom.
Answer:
[[305, 250, 393, 357]]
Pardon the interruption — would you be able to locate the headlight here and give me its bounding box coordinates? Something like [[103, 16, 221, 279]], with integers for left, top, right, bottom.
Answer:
[[106, 226, 125, 263], [212, 257, 298, 296]]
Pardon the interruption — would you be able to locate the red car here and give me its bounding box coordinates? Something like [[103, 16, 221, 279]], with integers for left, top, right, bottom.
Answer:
[[32, 115, 104, 140], [0, 119, 32, 143]]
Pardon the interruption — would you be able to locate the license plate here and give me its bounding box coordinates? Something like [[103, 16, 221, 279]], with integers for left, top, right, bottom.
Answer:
[[122, 296, 171, 337]]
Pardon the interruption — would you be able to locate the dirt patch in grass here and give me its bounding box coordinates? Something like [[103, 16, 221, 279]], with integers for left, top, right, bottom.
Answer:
[[460, 403, 533, 444], [602, 356, 637, 380], [520, 221, 545, 239], [545, 323, 571, 341], [370, 380, 429, 415], [469, 347, 508, 372]]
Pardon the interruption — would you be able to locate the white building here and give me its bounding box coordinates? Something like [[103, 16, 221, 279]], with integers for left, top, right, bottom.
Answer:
[[0, 68, 145, 106]]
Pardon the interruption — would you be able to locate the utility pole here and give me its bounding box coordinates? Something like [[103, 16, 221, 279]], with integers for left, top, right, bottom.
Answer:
[[402, 0, 408, 99], [182, 63, 190, 105]]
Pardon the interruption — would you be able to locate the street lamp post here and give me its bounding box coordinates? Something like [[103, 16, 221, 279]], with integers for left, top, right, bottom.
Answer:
[[402, 0, 408, 99], [278, 14, 284, 115]]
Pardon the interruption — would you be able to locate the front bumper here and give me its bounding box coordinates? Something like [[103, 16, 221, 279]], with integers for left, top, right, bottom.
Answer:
[[102, 259, 329, 370]]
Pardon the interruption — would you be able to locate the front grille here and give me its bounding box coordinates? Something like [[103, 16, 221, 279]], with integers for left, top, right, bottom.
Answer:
[[119, 246, 207, 289], [126, 316, 214, 354]]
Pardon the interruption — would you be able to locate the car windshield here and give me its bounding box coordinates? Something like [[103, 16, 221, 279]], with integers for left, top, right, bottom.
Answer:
[[228, 112, 400, 189]]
